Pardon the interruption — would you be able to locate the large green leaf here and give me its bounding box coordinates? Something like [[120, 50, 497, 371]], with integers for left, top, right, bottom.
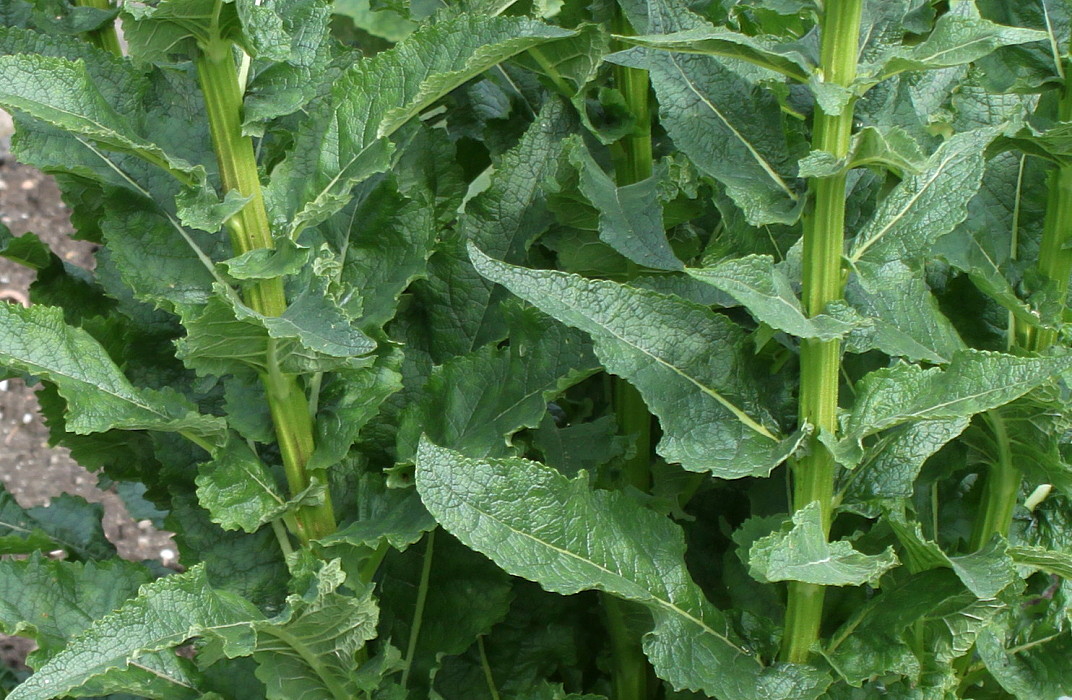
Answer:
[[611, 0, 802, 226], [397, 307, 599, 460], [265, 13, 573, 237], [688, 255, 862, 340], [8, 564, 263, 700], [415, 441, 830, 699], [0, 53, 201, 183], [195, 436, 289, 533], [415, 100, 572, 361], [0, 302, 224, 441], [569, 138, 682, 271], [0, 555, 202, 699], [470, 245, 803, 478], [836, 350, 1072, 466]]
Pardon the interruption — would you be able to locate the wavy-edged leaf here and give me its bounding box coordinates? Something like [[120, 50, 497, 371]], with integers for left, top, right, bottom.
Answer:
[[265, 13, 573, 237], [0, 302, 224, 441], [0, 484, 114, 560], [841, 417, 968, 500], [415, 440, 830, 699], [611, 0, 801, 226], [0, 555, 203, 699], [749, 503, 899, 586], [8, 564, 262, 700], [416, 99, 572, 361], [469, 245, 803, 478], [864, 12, 1048, 82], [849, 128, 999, 267]]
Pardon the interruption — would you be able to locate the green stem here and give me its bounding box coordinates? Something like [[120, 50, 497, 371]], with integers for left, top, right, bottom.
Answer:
[[195, 43, 336, 544], [74, 0, 123, 57], [970, 410, 1019, 550], [477, 636, 502, 700], [401, 529, 435, 690], [603, 9, 656, 700], [782, 0, 862, 665]]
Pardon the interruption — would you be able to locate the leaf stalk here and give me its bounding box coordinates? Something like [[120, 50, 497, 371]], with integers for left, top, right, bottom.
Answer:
[[782, 0, 862, 665], [195, 43, 336, 543]]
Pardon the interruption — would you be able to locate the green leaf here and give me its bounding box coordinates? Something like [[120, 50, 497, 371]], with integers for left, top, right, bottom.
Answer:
[[848, 128, 999, 268], [837, 350, 1072, 464], [976, 625, 1072, 698], [0, 302, 225, 441], [219, 238, 309, 281], [533, 414, 630, 477], [317, 468, 435, 552], [0, 483, 114, 560], [569, 138, 682, 271], [611, 0, 802, 226], [416, 100, 572, 361], [797, 126, 927, 179], [0, 223, 51, 270], [265, 13, 573, 238], [8, 564, 263, 700], [863, 12, 1048, 82], [0, 54, 202, 184], [469, 245, 803, 479], [619, 27, 814, 82], [0, 555, 204, 699], [195, 436, 288, 533], [884, 511, 1017, 598], [841, 418, 968, 500], [415, 440, 830, 700], [1008, 545, 1072, 579], [688, 255, 862, 340], [398, 306, 599, 460], [308, 351, 403, 471], [748, 503, 899, 586]]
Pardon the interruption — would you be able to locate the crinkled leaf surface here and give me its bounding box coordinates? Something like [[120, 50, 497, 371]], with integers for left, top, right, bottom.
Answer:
[[470, 245, 803, 478], [8, 564, 262, 700], [195, 436, 287, 533], [415, 440, 830, 699], [0, 482, 114, 560], [0, 302, 224, 441], [265, 13, 572, 237]]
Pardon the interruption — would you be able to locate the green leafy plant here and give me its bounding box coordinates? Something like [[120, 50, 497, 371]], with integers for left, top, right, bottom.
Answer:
[[3, 0, 1072, 698]]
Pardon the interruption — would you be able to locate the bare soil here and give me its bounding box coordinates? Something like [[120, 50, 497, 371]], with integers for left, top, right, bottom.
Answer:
[[1, 116, 176, 671]]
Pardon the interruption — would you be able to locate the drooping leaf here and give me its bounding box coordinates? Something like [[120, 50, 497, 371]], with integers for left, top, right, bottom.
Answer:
[[748, 503, 899, 586], [415, 440, 830, 699], [317, 468, 435, 553], [7, 564, 263, 700], [840, 418, 968, 500], [470, 245, 804, 478], [0, 302, 225, 441]]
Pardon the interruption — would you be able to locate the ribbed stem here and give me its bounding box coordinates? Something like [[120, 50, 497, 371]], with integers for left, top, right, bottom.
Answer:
[[970, 410, 1019, 550], [74, 0, 123, 57], [196, 44, 336, 543], [782, 0, 862, 665]]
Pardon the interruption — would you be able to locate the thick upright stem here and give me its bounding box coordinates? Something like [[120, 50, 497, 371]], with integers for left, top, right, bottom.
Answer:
[[196, 44, 336, 543], [601, 11, 656, 700], [782, 0, 861, 665], [74, 0, 123, 57], [970, 410, 1018, 550]]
